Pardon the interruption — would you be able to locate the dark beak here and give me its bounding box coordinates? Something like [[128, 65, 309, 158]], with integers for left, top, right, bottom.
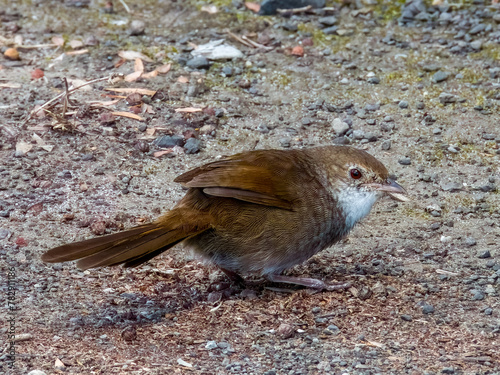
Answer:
[[367, 179, 409, 202]]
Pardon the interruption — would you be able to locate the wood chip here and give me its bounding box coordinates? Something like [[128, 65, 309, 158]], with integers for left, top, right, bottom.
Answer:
[[104, 87, 156, 96], [175, 107, 202, 113], [111, 111, 145, 121]]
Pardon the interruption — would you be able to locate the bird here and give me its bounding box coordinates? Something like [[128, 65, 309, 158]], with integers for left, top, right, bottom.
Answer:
[[41, 145, 407, 290]]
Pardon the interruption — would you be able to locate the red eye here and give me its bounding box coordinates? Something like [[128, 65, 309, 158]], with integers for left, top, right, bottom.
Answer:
[[350, 168, 362, 179]]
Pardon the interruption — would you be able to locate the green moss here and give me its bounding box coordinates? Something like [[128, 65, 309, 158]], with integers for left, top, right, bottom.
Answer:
[[269, 71, 292, 88], [402, 207, 431, 219]]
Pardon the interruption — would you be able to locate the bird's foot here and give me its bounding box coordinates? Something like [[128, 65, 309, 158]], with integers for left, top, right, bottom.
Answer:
[[266, 274, 350, 291]]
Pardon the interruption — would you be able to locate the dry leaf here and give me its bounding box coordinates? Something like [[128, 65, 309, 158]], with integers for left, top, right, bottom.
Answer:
[[153, 150, 173, 157], [111, 111, 145, 121], [175, 107, 202, 113], [245, 2, 261, 12], [69, 40, 84, 49], [142, 103, 155, 114], [16, 141, 33, 155], [118, 50, 153, 62], [114, 58, 126, 68], [145, 128, 156, 136], [134, 58, 144, 72], [104, 87, 156, 96], [52, 36, 64, 46], [65, 49, 89, 56], [125, 70, 143, 82], [156, 64, 171, 74], [142, 70, 158, 79], [32, 133, 46, 146], [177, 76, 189, 83]]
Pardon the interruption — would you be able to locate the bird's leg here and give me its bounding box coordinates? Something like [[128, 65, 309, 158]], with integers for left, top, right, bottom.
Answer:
[[266, 274, 350, 291], [219, 267, 246, 287]]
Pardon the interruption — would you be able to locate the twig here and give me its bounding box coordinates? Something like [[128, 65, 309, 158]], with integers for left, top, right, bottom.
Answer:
[[118, 0, 131, 13], [23, 73, 123, 125], [277, 5, 312, 15], [226, 30, 273, 50]]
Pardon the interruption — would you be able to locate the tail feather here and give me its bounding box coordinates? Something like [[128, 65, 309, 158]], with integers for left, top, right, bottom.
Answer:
[[41, 209, 211, 270], [75, 227, 184, 270]]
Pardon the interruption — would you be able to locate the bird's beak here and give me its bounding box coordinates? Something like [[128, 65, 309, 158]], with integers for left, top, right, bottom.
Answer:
[[367, 179, 410, 202]]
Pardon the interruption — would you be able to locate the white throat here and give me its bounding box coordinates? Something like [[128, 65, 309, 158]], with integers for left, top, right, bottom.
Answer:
[[337, 187, 380, 231]]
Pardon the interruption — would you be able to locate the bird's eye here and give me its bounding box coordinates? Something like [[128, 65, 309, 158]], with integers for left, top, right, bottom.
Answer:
[[350, 168, 362, 179]]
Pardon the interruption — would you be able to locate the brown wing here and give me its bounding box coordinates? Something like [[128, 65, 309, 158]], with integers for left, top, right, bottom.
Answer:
[[174, 149, 315, 210]]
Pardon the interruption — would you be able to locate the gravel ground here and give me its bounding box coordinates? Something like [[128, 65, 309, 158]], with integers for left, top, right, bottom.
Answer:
[[1, 0, 499, 374]]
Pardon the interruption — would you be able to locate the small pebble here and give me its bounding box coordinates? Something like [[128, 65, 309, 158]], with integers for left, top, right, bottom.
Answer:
[[183, 138, 201, 154], [187, 56, 210, 70], [478, 250, 491, 259], [401, 314, 413, 321], [398, 100, 409, 109], [472, 290, 485, 300], [421, 303, 435, 314], [382, 140, 391, 150], [398, 157, 411, 165], [465, 237, 477, 247], [433, 71, 450, 83]]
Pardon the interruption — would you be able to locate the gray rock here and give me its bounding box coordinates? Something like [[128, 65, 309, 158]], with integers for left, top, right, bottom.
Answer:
[[421, 303, 435, 314], [441, 181, 462, 191], [398, 157, 411, 165], [280, 137, 291, 148], [401, 314, 413, 321], [323, 26, 338, 35], [433, 71, 450, 83], [130, 20, 146, 36], [352, 130, 365, 140], [439, 92, 457, 104], [465, 237, 477, 247], [367, 77, 380, 84], [332, 118, 349, 136], [399, 100, 409, 109], [221, 66, 233, 76], [469, 23, 486, 34], [153, 135, 184, 148], [205, 340, 218, 350], [478, 250, 491, 259], [472, 290, 484, 300], [381, 140, 391, 150], [365, 103, 380, 111], [259, 0, 325, 15], [482, 133, 495, 140], [187, 56, 210, 70], [484, 308, 493, 315], [441, 368, 455, 374], [470, 40, 482, 50], [319, 16, 337, 26], [184, 138, 201, 154], [256, 123, 269, 133]]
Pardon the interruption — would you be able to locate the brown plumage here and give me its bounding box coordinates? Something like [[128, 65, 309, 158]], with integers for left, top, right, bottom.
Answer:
[[41, 145, 406, 289]]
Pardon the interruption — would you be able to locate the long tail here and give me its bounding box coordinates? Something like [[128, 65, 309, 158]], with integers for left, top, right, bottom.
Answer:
[[41, 208, 209, 270]]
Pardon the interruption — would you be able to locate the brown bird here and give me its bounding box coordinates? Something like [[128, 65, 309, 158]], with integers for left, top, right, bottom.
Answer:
[[41, 145, 407, 290]]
